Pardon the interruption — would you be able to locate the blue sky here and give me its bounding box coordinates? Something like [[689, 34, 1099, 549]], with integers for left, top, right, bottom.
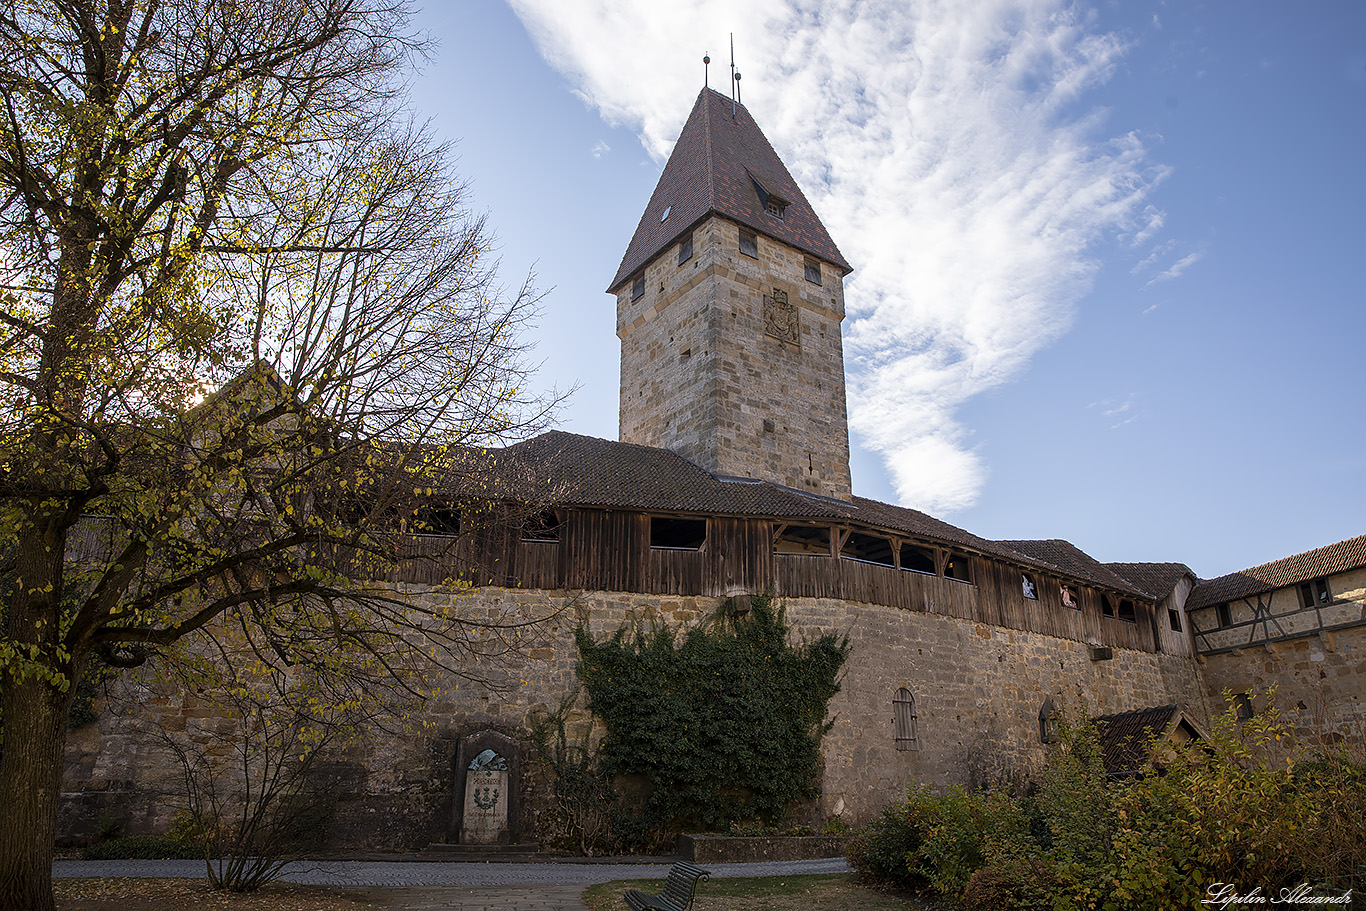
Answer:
[[408, 1, 1365, 579]]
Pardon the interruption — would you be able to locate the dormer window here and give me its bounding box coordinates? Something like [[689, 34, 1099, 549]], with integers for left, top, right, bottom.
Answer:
[[750, 174, 788, 221]]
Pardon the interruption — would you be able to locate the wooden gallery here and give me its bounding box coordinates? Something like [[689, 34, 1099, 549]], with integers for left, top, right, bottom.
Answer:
[[61, 88, 1366, 849]]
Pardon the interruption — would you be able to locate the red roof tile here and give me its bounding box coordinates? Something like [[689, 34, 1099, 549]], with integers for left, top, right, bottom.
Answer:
[[1188, 533, 1366, 609], [608, 89, 851, 293], [1092, 704, 1207, 775], [997, 539, 1151, 599], [1105, 562, 1196, 600], [487, 432, 1148, 595]]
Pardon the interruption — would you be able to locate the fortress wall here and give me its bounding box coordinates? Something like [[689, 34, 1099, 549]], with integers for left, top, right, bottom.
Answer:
[[61, 584, 1208, 848]]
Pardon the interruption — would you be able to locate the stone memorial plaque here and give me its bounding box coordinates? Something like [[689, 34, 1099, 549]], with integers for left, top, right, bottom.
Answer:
[[461, 749, 509, 844]]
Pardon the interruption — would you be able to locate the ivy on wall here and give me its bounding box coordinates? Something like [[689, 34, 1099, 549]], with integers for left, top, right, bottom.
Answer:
[[574, 594, 849, 839]]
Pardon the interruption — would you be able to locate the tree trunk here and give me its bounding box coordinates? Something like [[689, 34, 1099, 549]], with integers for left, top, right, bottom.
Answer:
[[0, 674, 75, 911]]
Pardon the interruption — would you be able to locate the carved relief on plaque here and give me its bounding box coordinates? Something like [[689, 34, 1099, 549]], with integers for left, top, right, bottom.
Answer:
[[763, 287, 800, 346]]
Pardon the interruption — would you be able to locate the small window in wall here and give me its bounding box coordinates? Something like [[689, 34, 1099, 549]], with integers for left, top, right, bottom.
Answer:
[[677, 234, 693, 265], [631, 274, 645, 301], [1101, 594, 1116, 618], [1234, 692, 1254, 722], [650, 517, 706, 551], [1061, 584, 1079, 610], [1168, 608, 1183, 632], [1215, 603, 1232, 628], [944, 553, 972, 583], [739, 229, 758, 259], [775, 525, 830, 555], [900, 543, 936, 575], [841, 531, 895, 567], [804, 259, 822, 285], [414, 508, 461, 536], [1118, 599, 1136, 623], [520, 510, 560, 544], [893, 687, 918, 751], [1022, 573, 1038, 600], [1039, 696, 1059, 744], [1299, 578, 1330, 608]]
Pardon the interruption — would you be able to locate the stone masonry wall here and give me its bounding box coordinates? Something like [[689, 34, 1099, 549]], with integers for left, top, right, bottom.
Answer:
[[63, 584, 1208, 848], [617, 215, 852, 501], [1191, 566, 1366, 740], [1199, 624, 1366, 741]]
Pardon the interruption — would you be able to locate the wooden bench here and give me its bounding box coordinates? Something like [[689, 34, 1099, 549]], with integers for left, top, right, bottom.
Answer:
[[624, 861, 711, 911]]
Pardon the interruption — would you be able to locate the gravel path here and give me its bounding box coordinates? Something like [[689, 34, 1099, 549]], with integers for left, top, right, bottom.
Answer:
[[53, 856, 852, 886]]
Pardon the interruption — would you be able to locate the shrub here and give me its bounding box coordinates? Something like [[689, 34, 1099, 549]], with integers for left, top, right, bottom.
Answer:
[[845, 799, 925, 889], [855, 691, 1366, 909], [911, 784, 1028, 899], [961, 857, 1058, 911], [83, 834, 203, 860]]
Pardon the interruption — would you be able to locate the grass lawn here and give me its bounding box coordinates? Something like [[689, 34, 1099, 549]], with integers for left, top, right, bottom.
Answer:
[[582, 872, 945, 911], [54, 878, 377, 911]]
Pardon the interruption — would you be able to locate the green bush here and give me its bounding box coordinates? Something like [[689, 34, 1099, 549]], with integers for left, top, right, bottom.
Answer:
[[845, 799, 926, 889], [852, 692, 1366, 910], [961, 856, 1058, 911], [83, 834, 204, 860], [573, 594, 848, 850], [912, 784, 1028, 898]]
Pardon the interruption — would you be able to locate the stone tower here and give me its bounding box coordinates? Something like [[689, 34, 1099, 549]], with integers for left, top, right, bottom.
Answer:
[[608, 89, 854, 501]]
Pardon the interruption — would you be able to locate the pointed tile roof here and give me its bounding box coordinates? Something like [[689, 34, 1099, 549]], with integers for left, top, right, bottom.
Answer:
[[608, 88, 851, 293]]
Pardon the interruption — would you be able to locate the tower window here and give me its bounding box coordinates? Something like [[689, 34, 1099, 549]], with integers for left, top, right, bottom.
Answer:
[[804, 259, 822, 285], [1215, 602, 1232, 628], [631, 274, 645, 301], [677, 234, 693, 265], [893, 687, 918, 750], [739, 229, 758, 259], [1168, 608, 1183, 632]]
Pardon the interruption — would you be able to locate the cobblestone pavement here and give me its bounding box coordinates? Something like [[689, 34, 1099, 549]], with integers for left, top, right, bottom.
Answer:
[[53, 856, 852, 886]]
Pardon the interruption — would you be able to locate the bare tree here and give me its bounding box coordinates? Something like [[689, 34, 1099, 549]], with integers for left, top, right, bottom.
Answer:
[[0, 3, 559, 908]]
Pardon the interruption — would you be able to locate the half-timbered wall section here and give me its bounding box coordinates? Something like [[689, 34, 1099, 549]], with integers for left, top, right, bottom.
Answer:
[[1185, 537, 1366, 738], [1188, 564, 1366, 655], [380, 507, 1162, 654]]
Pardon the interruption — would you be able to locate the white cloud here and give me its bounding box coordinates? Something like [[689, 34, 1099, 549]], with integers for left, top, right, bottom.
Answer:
[[1144, 250, 1203, 286], [591, 139, 611, 158], [509, 0, 1166, 514]]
